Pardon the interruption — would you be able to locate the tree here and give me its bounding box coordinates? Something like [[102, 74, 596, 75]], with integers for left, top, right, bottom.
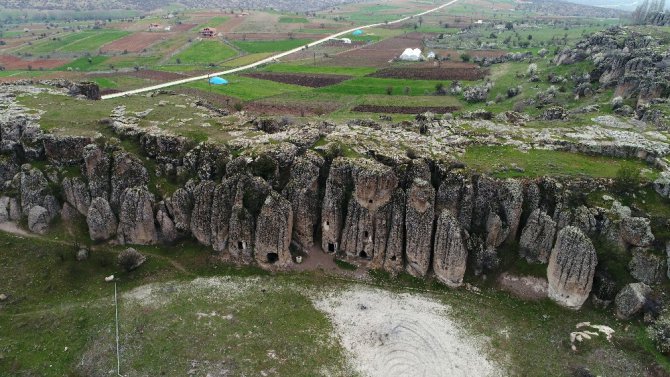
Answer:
[[505, 21, 513, 30], [460, 53, 471, 62]]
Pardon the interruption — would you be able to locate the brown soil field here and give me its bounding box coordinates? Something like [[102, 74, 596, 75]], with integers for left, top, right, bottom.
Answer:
[[217, 16, 246, 32], [172, 24, 198, 33], [320, 33, 432, 67], [242, 72, 352, 87], [0, 55, 69, 70], [101, 32, 170, 53], [352, 104, 461, 114], [433, 49, 508, 59], [246, 101, 340, 116], [368, 66, 488, 81]]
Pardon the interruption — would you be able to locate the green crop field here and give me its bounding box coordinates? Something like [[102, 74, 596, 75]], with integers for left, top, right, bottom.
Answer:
[[172, 40, 238, 65], [316, 77, 456, 97], [59, 55, 109, 71], [279, 16, 309, 23], [186, 75, 310, 101], [232, 39, 312, 53], [17, 30, 129, 54]]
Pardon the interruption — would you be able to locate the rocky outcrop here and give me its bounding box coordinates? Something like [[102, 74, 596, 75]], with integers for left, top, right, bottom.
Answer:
[[620, 217, 655, 248], [254, 192, 293, 267], [405, 178, 435, 278], [116, 186, 158, 245], [432, 210, 468, 287], [110, 151, 149, 210], [282, 153, 323, 251], [629, 249, 666, 285], [156, 201, 178, 244], [62, 177, 91, 216], [42, 135, 91, 166], [614, 282, 652, 319], [547, 226, 597, 309], [82, 144, 111, 201], [87, 197, 117, 241], [375, 189, 406, 274], [165, 187, 193, 233], [340, 159, 398, 261], [190, 180, 216, 246], [18, 166, 49, 216], [519, 209, 557, 264], [210, 176, 238, 252], [321, 158, 352, 254]]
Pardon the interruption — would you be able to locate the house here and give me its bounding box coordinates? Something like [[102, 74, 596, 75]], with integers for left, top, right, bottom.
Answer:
[[148, 23, 162, 31], [200, 27, 217, 38]]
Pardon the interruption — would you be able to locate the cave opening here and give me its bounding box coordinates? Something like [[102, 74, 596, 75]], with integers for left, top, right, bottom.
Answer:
[[238, 241, 245, 250], [359, 250, 368, 258], [328, 243, 335, 252], [267, 253, 279, 263]]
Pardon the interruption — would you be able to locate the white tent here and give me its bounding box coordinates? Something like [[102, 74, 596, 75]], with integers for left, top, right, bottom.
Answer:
[[399, 48, 423, 61]]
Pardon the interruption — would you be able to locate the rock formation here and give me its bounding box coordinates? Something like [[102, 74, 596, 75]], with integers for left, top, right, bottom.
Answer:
[[519, 209, 557, 264], [547, 226, 597, 309], [254, 192, 293, 267], [87, 197, 117, 241], [432, 210, 468, 287], [405, 178, 435, 277], [116, 186, 158, 245]]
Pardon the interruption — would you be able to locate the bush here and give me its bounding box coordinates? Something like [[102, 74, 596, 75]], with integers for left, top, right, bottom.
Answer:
[[386, 86, 393, 95], [118, 248, 146, 272], [460, 53, 471, 62], [614, 165, 641, 194], [648, 313, 670, 354]]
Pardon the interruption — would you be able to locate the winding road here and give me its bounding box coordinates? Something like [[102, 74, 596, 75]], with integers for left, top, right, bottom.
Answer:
[[101, 0, 462, 100]]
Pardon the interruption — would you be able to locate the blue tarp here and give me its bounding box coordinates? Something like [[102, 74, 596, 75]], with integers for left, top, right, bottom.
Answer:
[[209, 76, 228, 85], [352, 29, 363, 36]]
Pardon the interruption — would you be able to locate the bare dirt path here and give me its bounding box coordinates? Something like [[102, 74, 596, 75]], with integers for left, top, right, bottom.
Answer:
[[101, 0, 462, 99]]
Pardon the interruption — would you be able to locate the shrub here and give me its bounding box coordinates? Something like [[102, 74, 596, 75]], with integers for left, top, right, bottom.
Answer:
[[233, 102, 244, 112], [386, 86, 393, 95], [648, 313, 670, 354], [460, 53, 471, 62], [614, 165, 641, 194], [118, 248, 146, 272]]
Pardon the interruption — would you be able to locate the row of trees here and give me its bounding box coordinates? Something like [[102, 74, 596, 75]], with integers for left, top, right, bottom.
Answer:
[[632, 0, 667, 24]]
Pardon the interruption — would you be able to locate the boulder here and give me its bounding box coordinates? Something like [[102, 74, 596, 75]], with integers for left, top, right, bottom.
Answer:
[[62, 177, 91, 216], [620, 217, 654, 248], [432, 210, 468, 287], [629, 249, 665, 285], [82, 144, 111, 200], [60, 202, 82, 222], [87, 197, 117, 241], [519, 209, 557, 264], [27, 205, 49, 234], [405, 178, 435, 278], [547, 226, 597, 309], [614, 282, 651, 320], [116, 186, 158, 245], [76, 248, 89, 261], [117, 248, 146, 272], [254, 192, 293, 267]]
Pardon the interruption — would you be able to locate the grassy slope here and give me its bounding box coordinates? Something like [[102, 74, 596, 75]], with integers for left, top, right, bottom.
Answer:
[[172, 40, 238, 65]]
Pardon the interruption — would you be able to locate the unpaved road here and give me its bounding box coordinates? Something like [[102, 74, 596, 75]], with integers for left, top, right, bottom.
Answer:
[[101, 0, 462, 100]]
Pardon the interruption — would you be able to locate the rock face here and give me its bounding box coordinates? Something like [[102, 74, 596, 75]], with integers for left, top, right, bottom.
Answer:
[[519, 209, 557, 264], [116, 186, 158, 245], [629, 249, 666, 285], [614, 282, 652, 319], [254, 192, 293, 267], [340, 159, 398, 262], [87, 197, 117, 241], [190, 180, 216, 246], [432, 210, 468, 287], [282, 154, 322, 250], [27, 205, 49, 234], [165, 188, 193, 233], [18, 167, 49, 215], [547, 226, 597, 309], [42, 135, 91, 166], [405, 178, 435, 277], [376, 189, 406, 274], [620, 217, 655, 248], [156, 202, 178, 244], [62, 177, 91, 216], [83, 144, 111, 200], [110, 151, 149, 210], [321, 159, 352, 254]]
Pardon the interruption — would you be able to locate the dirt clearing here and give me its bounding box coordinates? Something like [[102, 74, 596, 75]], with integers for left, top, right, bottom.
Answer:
[[312, 287, 503, 377]]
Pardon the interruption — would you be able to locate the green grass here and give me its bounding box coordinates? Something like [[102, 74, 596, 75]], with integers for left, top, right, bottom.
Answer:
[[263, 63, 376, 77], [172, 40, 238, 65], [18, 30, 130, 54], [232, 39, 312, 53], [279, 16, 309, 23], [333, 258, 358, 271], [58, 55, 109, 71], [203, 16, 229, 28], [92, 77, 118, 88], [461, 145, 659, 179], [186, 75, 310, 101]]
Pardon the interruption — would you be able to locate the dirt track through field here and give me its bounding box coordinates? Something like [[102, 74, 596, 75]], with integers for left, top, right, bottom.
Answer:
[[101, 0, 462, 100]]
